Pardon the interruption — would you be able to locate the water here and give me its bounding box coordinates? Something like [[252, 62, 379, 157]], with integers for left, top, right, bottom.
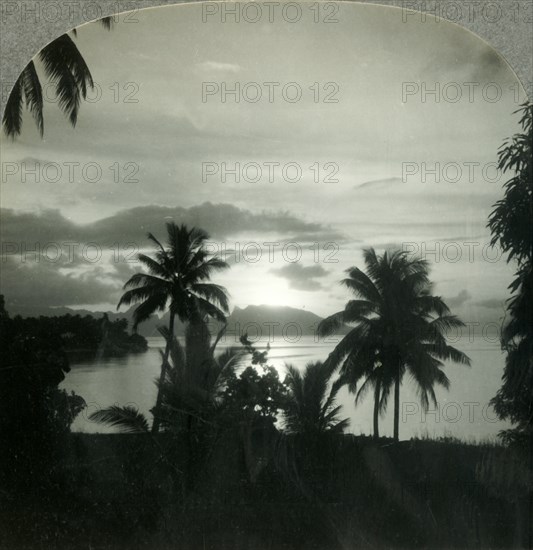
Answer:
[[62, 335, 511, 441]]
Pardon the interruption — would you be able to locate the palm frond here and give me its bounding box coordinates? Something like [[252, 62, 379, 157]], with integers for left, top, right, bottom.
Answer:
[[2, 74, 24, 138], [137, 254, 171, 278], [21, 62, 43, 136], [317, 311, 345, 337], [127, 292, 168, 328], [342, 267, 382, 304], [89, 405, 149, 433], [122, 272, 171, 290], [191, 283, 230, 313], [99, 16, 114, 29], [39, 34, 94, 126], [284, 361, 348, 435], [193, 296, 227, 323]]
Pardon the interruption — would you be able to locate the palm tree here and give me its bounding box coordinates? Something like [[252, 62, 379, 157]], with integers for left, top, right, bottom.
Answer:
[[3, 17, 112, 138], [318, 248, 471, 441], [117, 222, 230, 433], [284, 361, 349, 436]]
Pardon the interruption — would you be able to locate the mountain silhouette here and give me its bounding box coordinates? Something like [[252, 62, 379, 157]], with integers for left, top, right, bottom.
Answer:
[[7, 304, 349, 337]]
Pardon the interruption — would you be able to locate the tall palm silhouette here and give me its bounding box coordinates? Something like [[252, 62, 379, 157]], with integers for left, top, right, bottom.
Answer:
[[284, 361, 349, 435], [3, 18, 112, 138], [318, 248, 470, 441], [118, 222, 229, 433]]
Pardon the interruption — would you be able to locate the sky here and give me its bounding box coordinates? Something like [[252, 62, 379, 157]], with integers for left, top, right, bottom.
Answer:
[[0, 2, 528, 329]]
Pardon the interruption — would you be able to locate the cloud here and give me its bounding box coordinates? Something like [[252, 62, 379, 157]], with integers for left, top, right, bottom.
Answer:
[[0, 256, 122, 310], [445, 289, 471, 308], [0, 203, 344, 249], [354, 177, 404, 190], [271, 263, 329, 291], [194, 61, 242, 74], [0, 203, 343, 308]]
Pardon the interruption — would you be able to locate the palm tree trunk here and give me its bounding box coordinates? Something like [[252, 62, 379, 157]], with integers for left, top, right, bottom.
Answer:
[[373, 380, 380, 439], [393, 365, 400, 441], [152, 313, 175, 434]]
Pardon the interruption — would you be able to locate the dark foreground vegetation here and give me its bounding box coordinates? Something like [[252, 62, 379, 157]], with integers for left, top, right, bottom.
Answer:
[[1, 430, 530, 550]]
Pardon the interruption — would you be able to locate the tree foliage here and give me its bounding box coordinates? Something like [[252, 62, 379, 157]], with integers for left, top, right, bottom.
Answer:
[[284, 361, 349, 435], [489, 103, 533, 446]]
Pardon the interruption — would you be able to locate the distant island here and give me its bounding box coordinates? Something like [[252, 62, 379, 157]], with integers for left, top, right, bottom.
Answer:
[[7, 304, 351, 340], [2, 309, 148, 359]]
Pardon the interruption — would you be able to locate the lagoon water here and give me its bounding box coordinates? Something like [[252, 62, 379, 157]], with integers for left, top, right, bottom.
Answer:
[[62, 335, 511, 441]]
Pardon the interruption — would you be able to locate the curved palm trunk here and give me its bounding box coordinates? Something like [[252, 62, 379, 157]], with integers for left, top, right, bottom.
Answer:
[[151, 313, 175, 434], [373, 379, 380, 439], [393, 365, 400, 441]]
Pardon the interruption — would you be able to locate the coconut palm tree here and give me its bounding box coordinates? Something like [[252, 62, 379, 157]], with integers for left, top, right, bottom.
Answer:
[[3, 17, 112, 138], [284, 361, 349, 436], [117, 222, 230, 433], [318, 248, 471, 441]]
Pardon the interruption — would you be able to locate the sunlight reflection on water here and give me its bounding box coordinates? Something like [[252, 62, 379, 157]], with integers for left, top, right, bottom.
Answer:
[[62, 336, 510, 441]]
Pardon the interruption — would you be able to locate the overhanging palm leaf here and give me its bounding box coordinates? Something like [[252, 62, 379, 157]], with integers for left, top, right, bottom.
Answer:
[[21, 62, 43, 136], [89, 405, 149, 433], [3, 18, 111, 138]]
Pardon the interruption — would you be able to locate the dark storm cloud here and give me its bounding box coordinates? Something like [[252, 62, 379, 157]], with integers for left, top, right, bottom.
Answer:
[[271, 263, 329, 291], [0, 256, 122, 310], [0, 208, 79, 243], [0, 203, 343, 249]]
